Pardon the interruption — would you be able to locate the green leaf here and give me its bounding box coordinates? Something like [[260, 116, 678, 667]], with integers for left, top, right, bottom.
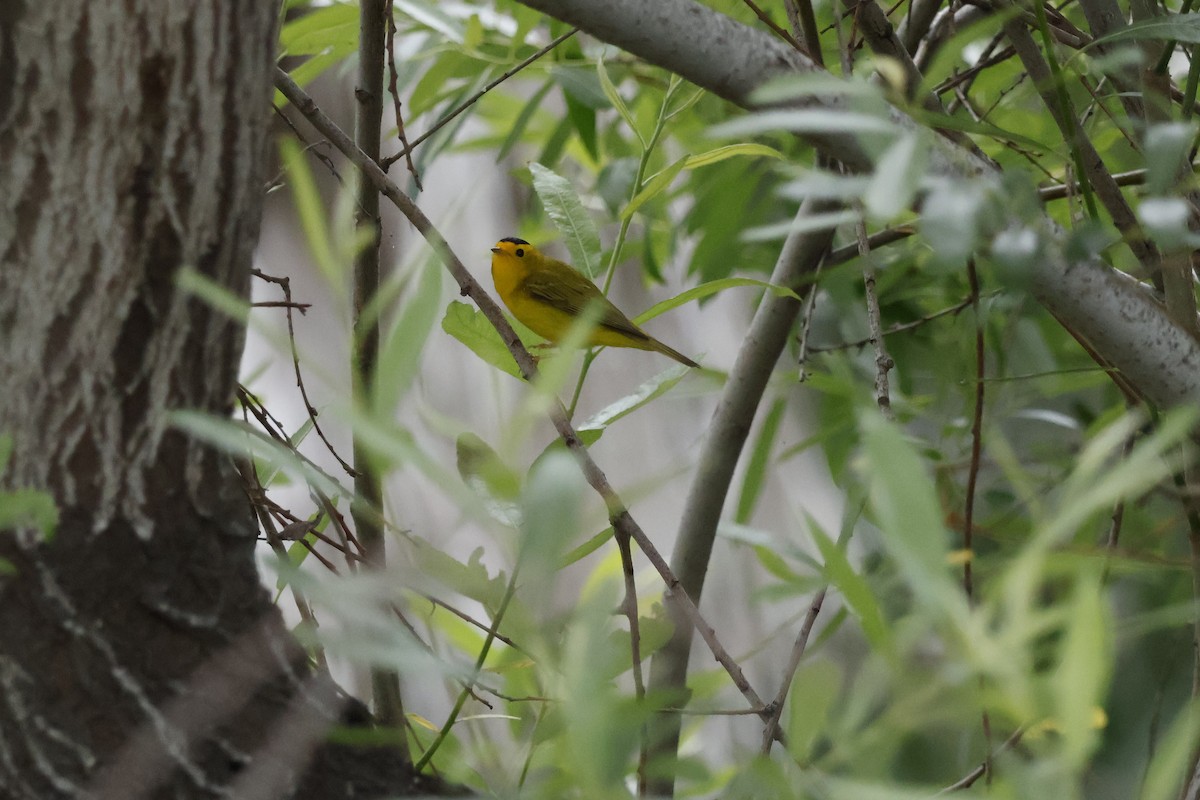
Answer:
[[634, 277, 803, 324], [440, 301, 523, 379], [176, 268, 252, 325], [810, 520, 890, 653], [560, 527, 613, 568], [0, 487, 58, 538], [1054, 572, 1110, 768], [279, 3, 358, 56], [683, 143, 784, 169], [498, 79, 555, 163], [621, 155, 688, 221], [624, 145, 782, 221], [711, 110, 898, 139], [279, 137, 338, 277], [787, 659, 841, 763], [597, 57, 642, 144], [578, 364, 690, 436], [857, 411, 961, 613], [1140, 701, 1200, 800], [564, 91, 599, 162], [456, 433, 521, 527], [864, 131, 925, 220], [742, 210, 859, 242], [551, 65, 609, 109], [736, 398, 785, 523], [529, 162, 602, 278], [372, 258, 443, 417]]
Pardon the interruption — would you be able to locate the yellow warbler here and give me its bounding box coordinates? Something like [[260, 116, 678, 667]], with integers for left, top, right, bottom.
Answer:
[[489, 237, 698, 368]]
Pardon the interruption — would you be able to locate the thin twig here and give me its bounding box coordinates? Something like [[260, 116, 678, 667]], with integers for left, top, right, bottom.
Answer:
[[250, 270, 357, 477], [936, 727, 1025, 793], [385, 2, 422, 188], [741, 0, 808, 54], [759, 587, 828, 754]]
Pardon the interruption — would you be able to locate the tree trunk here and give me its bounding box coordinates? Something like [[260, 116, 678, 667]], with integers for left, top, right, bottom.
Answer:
[[0, 5, 446, 798]]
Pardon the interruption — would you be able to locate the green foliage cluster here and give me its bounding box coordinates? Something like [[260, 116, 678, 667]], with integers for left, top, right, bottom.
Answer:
[[229, 0, 1200, 796]]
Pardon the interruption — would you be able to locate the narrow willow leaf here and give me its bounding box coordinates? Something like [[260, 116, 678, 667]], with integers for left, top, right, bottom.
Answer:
[[279, 137, 337, 277], [279, 3, 358, 55], [634, 277, 802, 324], [858, 411, 961, 612], [684, 143, 784, 169], [529, 162, 602, 278], [597, 57, 642, 144], [864, 132, 925, 220], [712, 110, 898, 139], [578, 364, 690, 435], [810, 520, 891, 652], [372, 259, 443, 417], [621, 156, 688, 221], [736, 398, 786, 523]]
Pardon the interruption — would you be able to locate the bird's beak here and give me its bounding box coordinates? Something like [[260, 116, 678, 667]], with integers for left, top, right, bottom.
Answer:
[[490, 248, 502, 254]]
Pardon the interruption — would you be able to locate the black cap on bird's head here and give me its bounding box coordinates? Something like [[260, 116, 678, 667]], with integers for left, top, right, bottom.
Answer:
[[492, 237, 532, 257]]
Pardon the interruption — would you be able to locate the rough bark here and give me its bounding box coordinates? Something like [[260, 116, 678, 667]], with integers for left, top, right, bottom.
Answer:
[[0, 4, 447, 798]]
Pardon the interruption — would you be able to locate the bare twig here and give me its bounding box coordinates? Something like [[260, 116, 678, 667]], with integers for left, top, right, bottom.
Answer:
[[385, 2, 422, 188], [759, 587, 828, 753]]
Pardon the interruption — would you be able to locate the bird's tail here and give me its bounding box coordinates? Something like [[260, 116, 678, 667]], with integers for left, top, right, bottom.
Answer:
[[650, 338, 699, 368]]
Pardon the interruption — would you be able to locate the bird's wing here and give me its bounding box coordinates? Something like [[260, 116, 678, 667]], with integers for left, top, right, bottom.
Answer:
[[523, 265, 650, 342]]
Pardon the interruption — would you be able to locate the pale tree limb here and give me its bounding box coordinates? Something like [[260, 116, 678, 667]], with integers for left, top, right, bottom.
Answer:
[[645, 197, 839, 792], [512, 0, 1200, 415]]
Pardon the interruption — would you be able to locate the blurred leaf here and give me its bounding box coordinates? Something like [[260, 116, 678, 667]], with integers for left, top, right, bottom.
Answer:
[[456, 433, 521, 527], [497, 79, 555, 162], [711, 109, 898, 139], [919, 177, 986, 269], [1144, 123, 1195, 196], [810, 520, 890, 653], [372, 258, 443, 417], [743, 209, 858, 242], [736, 398, 785, 523], [529, 162, 602, 278], [279, 3, 357, 56], [1054, 572, 1110, 767], [787, 659, 841, 763], [1140, 701, 1200, 800], [279, 137, 338, 278], [171, 411, 344, 499], [864, 132, 925, 220], [857, 411, 961, 612]]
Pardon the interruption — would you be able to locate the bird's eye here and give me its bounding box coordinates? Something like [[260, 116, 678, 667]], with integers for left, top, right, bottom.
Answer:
[[515, 248, 525, 257]]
